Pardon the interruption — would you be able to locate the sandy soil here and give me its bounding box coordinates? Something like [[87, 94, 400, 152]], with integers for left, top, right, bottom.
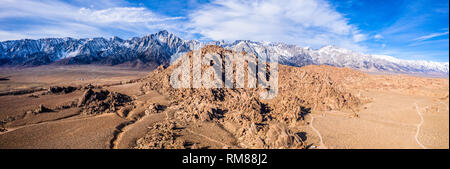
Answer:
[[0, 114, 126, 149], [302, 75, 449, 149], [0, 65, 149, 93]]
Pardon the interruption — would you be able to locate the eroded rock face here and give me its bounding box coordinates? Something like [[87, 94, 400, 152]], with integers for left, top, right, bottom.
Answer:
[[117, 105, 133, 118], [264, 122, 304, 149], [25, 104, 53, 115], [138, 45, 364, 149], [134, 121, 186, 149], [78, 89, 94, 107], [77, 89, 132, 115], [47, 86, 78, 94], [144, 103, 165, 115], [0, 121, 7, 132]]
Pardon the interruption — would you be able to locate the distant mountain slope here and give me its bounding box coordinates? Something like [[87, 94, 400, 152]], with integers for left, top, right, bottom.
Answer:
[[0, 30, 197, 68], [222, 41, 449, 76], [0, 30, 448, 76]]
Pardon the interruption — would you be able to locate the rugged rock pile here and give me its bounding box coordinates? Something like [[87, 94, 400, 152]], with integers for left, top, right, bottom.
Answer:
[[47, 86, 78, 94], [26, 104, 53, 114], [135, 121, 186, 149], [273, 65, 363, 112], [140, 45, 363, 149], [0, 121, 6, 132], [77, 88, 132, 115], [144, 103, 165, 115], [299, 65, 368, 90]]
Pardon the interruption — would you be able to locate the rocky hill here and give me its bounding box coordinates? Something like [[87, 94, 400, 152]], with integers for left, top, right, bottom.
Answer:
[[139, 45, 363, 148]]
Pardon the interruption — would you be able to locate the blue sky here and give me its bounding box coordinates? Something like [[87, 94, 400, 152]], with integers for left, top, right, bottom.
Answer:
[[0, 0, 448, 62]]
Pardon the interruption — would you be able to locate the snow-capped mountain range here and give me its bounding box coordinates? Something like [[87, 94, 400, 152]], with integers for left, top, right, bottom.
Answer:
[[0, 30, 448, 76]]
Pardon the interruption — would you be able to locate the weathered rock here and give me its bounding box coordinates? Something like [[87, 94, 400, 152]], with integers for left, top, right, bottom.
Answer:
[[145, 103, 165, 115], [77, 89, 132, 115], [138, 45, 363, 149], [48, 86, 78, 94], [32, 104, 53, 114], [117, 105, 133, 117], [264, 122, 303, 149], [78, 89, 94, 107], [135, 121, 185, 149]]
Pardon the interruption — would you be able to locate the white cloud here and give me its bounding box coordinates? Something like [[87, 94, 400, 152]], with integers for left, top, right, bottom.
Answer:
[[0, 0, 369, 52], [0, 31, 28, 41], [0, 23, 105, 41], [187, 0, 367, 51], [353, 32, 367, 42], [79, 7, 184, 23], [408, 38, 449, 47], [414, 31, 449, 41], [0, 0, 183, 41], [374, 34, 383, 39]]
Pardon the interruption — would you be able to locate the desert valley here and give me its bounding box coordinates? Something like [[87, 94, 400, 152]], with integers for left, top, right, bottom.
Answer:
[[0, 44, 448, 149]]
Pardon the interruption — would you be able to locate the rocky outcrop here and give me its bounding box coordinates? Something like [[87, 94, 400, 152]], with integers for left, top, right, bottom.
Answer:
[[134, 121, 186, 149], [144, 103, 165, 115], [25, 104, 53, 115], [140, 45, 363, 149], [77, 89, 132, 115], [47, 86, 78, 94]]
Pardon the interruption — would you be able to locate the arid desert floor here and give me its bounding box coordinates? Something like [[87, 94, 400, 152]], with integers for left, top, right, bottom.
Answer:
[[0, 63, 448, 149]]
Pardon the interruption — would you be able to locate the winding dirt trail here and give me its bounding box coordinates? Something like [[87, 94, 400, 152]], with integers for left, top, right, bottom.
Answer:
[[309, 114, 327, 149], [185, 128, 233, 148], [165, 108, 234, 148], [414, 103, 427, 149], [0, 113, 97, 135]]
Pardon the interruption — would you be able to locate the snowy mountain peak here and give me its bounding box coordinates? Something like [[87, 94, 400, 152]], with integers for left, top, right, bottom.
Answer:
[[156, 30, 169, 36], [0, 31, 448, 76]]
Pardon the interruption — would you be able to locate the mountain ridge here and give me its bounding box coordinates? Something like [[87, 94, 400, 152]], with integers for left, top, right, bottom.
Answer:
[[0, 30, 448, 76]]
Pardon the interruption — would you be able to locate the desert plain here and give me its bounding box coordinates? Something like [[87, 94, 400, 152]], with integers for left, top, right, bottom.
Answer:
[[0, 48, 448, 149]]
